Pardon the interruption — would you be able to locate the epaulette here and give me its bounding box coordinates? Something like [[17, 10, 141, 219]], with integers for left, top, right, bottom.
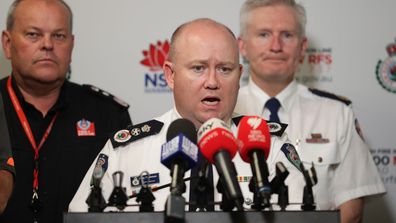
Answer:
[[267, 121, 288, 137], [309, 88, 351, 106], [82, 84, 129, 109], [232, 115, 244, 126], [110, 120, 164, 149]]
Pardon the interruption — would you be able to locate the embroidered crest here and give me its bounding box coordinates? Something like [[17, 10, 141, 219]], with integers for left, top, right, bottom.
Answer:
[[76, 119, 96, 136], [114, 129, 131, 143], [267, 121, 288, 137], [280, 143, 302, 172]]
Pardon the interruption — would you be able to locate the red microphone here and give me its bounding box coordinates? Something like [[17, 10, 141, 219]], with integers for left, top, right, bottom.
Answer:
[[198, 118, 243, 211], [237, 116, 272, 209]]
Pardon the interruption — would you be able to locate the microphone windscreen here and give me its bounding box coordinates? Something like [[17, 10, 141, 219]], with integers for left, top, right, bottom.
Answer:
[[197, 118, 237, 163], [237, 116, 271, 162], [166, 118, 197, 143]]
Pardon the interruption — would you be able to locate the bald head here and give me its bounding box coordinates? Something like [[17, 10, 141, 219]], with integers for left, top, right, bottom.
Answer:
[[167, 18, 239, 63]]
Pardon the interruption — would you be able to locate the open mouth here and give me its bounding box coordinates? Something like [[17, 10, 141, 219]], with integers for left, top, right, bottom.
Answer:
[[202, 96, 220, 106]]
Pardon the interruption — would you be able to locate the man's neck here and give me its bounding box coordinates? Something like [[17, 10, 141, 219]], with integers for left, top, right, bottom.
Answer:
[[15, 78, 63, 117], [251, 74, 292, 97]]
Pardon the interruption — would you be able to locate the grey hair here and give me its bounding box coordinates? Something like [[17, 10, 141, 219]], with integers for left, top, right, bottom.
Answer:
[[167, 18, 237, 62], [6, 0, 73, 32], [240, 0, 306, 38]]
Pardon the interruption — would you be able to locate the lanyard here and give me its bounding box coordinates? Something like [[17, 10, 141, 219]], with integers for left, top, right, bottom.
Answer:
[[6, 76, 59, 209]]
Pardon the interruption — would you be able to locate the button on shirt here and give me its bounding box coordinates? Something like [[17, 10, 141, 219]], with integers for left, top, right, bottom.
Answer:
[[69, 108, 303, 212], [235, 79, 385, 209]]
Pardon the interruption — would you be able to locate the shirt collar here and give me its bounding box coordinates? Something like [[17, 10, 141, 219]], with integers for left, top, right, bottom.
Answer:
[[10, 75, 67, 114], [276, 80, 298, 113], [171, 106, 233, 129], [248, 77, 298, 114]]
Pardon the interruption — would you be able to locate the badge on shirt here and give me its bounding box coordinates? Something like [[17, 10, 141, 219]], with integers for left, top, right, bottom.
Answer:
[[76, 119, 96, 136], [130, 172, 160, 187], [305, 133, 329, 143]]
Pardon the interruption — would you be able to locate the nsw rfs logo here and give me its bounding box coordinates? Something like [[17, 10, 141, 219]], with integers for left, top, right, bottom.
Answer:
[[376, 38, 396, 93], [140, 40, 171, 93]]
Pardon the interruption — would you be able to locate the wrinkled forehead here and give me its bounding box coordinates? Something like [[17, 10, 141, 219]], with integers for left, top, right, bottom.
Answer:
[[11, 0, 72, 31]]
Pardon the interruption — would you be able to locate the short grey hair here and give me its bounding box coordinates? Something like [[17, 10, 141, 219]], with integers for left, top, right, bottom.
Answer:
[[240, 0, 306, 38], [6, 0, 73, 32]]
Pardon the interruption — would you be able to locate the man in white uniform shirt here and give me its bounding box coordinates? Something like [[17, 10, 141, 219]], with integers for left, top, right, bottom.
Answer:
[[235, 0, 385, 223], [69, 18, 307, 213]]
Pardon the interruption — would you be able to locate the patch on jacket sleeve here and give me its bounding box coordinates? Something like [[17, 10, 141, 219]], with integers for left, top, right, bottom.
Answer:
[[309, 88, 351, 106], [83, 84, 129, 109], [267, 121, 288, 137], [110, 120, 164, 148]]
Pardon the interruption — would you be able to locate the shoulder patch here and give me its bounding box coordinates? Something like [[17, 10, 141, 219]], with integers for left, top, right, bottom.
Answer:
[[232, 115, 244, 126], [83, 84, 129, 109], [110, 120, 164, 148], [309, 88, 351, 106], [267, 121, 288, 137]]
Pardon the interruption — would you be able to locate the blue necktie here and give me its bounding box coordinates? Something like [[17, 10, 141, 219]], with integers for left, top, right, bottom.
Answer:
[[265, 97, 281, 122]]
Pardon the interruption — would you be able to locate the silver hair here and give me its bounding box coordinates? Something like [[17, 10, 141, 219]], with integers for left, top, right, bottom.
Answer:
[[6, 0, 73, 32], [240, 0, 306, 38]]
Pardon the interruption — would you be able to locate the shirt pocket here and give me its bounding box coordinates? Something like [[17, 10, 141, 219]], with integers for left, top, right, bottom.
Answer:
[[298, 142, 340, 166]]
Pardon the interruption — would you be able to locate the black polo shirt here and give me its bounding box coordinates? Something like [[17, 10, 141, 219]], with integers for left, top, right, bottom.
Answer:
[[0, 76, 132, 223], [0, 92, 14, 176]]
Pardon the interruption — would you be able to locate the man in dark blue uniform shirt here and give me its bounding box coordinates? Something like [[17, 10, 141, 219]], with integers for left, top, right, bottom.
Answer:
[[0, 0, 132, 222]]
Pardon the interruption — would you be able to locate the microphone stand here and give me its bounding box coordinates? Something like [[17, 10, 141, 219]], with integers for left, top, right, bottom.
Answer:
[[86, 186, 107, 212], [216, 179, 235, 211], [216, 161, 241, 211], [300, 162, 318, 211], [195, 169, 214, 211], [107, 171, 128, 211], [270, 162, 289, 210], [135, 171, 155, 212], [164, 161, 187, 223]]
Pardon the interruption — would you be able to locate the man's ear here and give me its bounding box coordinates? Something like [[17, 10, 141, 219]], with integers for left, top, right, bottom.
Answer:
[[299, 37, 308, 61], [1, 31, 12, 59], [163, 61, 175, 90], [238, 36, 247, 58]]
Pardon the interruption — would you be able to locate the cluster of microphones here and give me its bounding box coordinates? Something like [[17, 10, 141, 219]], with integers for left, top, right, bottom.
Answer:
[[86, 116, 318, 222]]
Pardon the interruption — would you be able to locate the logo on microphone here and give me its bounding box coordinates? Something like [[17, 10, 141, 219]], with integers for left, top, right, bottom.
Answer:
[[247, 117, 262, 129], [140, 40, 171, 93], [375, 38, 396, 93]]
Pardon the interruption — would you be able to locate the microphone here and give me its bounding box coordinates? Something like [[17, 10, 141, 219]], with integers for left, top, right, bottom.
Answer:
[[86, 156, 107, 212], [300, 162, 318, 211], [237, 116, 271, 210], [160, 118, 198, 222], [197, 118, 244, 211], [107, 171, 128, 210], [270, 162, 289, 210], [161, 118, 199, 195]]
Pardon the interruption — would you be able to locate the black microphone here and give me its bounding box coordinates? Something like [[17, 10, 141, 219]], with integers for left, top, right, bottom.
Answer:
[[269, 162, 289, 210], [107, 171, 128, 210], [300, 162, 318, 211], [160, 119, 199, 223], [86, 157, 107, 212]]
